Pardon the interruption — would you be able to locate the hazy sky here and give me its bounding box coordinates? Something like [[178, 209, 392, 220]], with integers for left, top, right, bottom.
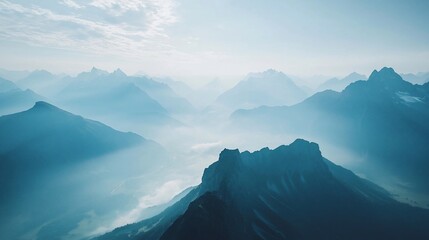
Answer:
[[0, 0, 428, 81]]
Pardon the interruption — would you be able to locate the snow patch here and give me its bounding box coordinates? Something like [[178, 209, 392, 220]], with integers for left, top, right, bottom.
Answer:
[[396, 92, 422, 103]]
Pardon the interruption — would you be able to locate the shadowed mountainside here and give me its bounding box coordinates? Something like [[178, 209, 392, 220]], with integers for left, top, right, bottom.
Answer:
[[97, 139, 429, 240]]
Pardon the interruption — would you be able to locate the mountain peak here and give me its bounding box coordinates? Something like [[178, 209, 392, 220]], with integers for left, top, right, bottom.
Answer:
[[289, 138, 317, 149], [112, 68, 126, 77], [260, 68, 289, 78], [272, 139, 327, 174], [379, 66, 396, 73], [219, 148, 240, 161], [32, 69, 51, 75], [262, 68, 280, 74], [90, 67, 109, 75], [27, 101, 77, 117], [90, 66, 100, 72], [201, 148, 242, 192], [27, 69, 54, 79], [368, 67, 403, 82], [216, 148, 242, 173], [246, 68, 286, 80], [32, 101, 61, 111], [75, 67, 109, 80], [289, 138, 319, 148], [344, 72, 366, 81]]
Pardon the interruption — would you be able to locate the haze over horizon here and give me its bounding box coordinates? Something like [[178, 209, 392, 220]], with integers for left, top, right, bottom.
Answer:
[[1, 0, 429, 84]]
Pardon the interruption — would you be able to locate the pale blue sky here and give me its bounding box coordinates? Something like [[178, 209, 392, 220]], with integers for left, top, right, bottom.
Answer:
[[0, 0, 428, 81]]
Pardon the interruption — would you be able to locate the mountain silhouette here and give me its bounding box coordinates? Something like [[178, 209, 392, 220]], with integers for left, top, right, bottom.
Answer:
[[0, 101, 143, 164], [15, 69, 67, 97], [0, 76, 44, 115], [57, 69, 189, 135], [0, 101, 144, 194], [317, 72, 366, 92], [132, 75, 196, 114], [231, 67, 429, 197], [0, 101, 167, 240], [96, 139, 429, 240], [0, 68, 30, 81], [215, 69, 307, 110], [401, 72, 429, 85]]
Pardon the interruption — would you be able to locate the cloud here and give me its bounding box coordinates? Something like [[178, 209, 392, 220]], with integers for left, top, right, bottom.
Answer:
[[111, 179, 187, 228], [191, 141, 222, 152], [62, 0, 85, 9], [89, 0, 146, 14], [0, 0, 177, 56]]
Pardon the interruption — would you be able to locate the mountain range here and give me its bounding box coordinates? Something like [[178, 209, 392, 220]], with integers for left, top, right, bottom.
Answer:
[[317, 72, 366, 92], [131, 74, 196, 115], [61, 68, 194, 115], [56, 68, 185, 135], [97, 139, 429, 240], [231, 67, 429, 198], [0, 76, 43, 115], [156, 77, 227, 109], [401, 72, 429, 85], [15, 69, 66, 97], [214, 69, 307, 110], [0, 67, 196, 135], [0, 68, 31, 81], [1, 66, 429, 239]]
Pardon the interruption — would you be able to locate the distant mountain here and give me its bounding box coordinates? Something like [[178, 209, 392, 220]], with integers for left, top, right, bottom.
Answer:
[[97, 140, 429, 240], [131, 75, 195, 114], [155, 76, 232, 109], [152, 76, 195, 100], [0, 68, 30, 81], [231, 67, 429, 197], [61, 81, 169, 116], [57, 69, 182, 135], [0, 100, 145, 200], [0, 76, 19, 92], [0, 101, 168, 240], [62, 68, 194, 115], [317, 72, 366, 92], [0, 101, 143, 177], [74, 67, 110, 81], [0, 77, 44, 115], [214, 69, 307, 110], [20, 69, 54, 82], [16, 69, 70, 97], [401, 72, 429, 85]]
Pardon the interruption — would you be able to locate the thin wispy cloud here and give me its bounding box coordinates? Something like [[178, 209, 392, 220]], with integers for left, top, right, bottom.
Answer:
[[110, 179, 188, 230], [0, 0, 177, 56], [61, 0, 85, 9], [90, 0, 146, 15], [0, 0, 428, 77]]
